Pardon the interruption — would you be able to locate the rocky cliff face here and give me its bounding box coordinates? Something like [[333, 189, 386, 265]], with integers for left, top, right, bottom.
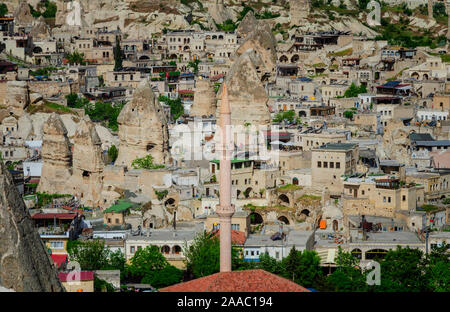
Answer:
[[216, 49, 271, 126], [14, 0, 34, 26], [3, 81, 29, 117], [0, 162, 64, 292], [116, 79, 170, 167], [190, 78, 217, 117], [235, 22, 277, 79], [37, 113, 73, 195]]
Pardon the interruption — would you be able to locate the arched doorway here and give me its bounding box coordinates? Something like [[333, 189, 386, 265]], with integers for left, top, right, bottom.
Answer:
[[423, 73, 429, 80], [299, 110, 307, 117], [333, 220, 338, 231], [244, 187, 253, 198], [172, 245, 182, 255], [139, 55, 150, 60], [279, 55, 288, 63], [291, 54, 299, 63], [292, 177, 299, 185], [278, 216, 290, 225], [164, 198, 176, 208], [249, 212, 264, 225], [161, 245, 171, 254], [300, 209, 310, 216], [278, 194, 290, 205]]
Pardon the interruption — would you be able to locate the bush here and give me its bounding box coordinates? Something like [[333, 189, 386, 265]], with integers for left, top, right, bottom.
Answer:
[[107, 145, 118, 163], [0, 3, 8, 17], [132, 155, 165, 170]]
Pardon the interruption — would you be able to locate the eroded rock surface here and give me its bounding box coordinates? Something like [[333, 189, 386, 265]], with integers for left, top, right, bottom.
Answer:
[[116, 79, 170, 167], [0, 162, 64, 292]]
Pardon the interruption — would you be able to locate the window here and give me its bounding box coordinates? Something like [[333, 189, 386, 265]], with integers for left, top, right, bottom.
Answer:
[[388, 197, 391, 203], [275, 251, 280, 259], [336, 162, 340, 169], [115, 218, 120, 224], [330, 162, 334, 168], [130, 246, 135, 254], [50, 241, 64, 249], [323, 161, 328, 168], [402, 195, 406, 201], [251, 251, 254, 256], [232, 224, 240, 231], [317, 161, 322, 168], [137, 246, 142, 251], [107, 218, 111, 223], [383, 196, 386, 202]]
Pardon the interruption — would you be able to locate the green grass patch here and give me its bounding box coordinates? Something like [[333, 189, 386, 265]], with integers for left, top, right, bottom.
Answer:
[[276, 184, 302, 192]]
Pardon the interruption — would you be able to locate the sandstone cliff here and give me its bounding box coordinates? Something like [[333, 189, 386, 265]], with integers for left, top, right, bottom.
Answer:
[[0, 162, 64, 292]]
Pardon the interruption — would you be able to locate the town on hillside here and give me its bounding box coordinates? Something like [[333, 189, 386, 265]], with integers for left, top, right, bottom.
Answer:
[[0, 0, 449, 294]]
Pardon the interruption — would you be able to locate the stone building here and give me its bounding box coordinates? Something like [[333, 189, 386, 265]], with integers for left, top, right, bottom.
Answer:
[[311, 143, 359, 194]]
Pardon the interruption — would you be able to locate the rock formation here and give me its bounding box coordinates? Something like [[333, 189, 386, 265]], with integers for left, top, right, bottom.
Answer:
[[3, 81, 29, 117], [235, 23, 277, 78], [190, 78, 217, 117], [115, 79, 170, 167], [208, 0, 234, 25], [236, 10, 258, 39], [14, 1, 34, 27], [379, 120, 412, 165], [0, 162, 64, 292], [216, 50, 271, 126], [37, 113, 73, 194], [69, 116, 104, 208], [290, 0, 310, 26], [31, 16, 51, 39]]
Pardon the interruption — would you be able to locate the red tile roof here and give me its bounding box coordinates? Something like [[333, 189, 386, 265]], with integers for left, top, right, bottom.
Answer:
[[58, 271, 94, 282], [212, 229, 246, 245], [32, 213, 76, 220], [159, 269, 311, 292], [51, 254, 68, 268]]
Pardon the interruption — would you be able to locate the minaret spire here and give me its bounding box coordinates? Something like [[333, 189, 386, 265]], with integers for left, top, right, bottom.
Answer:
[[217, 82, 234, 272]]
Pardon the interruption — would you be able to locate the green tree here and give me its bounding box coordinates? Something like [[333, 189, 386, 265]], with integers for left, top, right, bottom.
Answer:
[[216, 19, 238, 32], [343, 111, 354, 119], [0, 3, 8, 17], [108, 145, 119, 163], [68, 239, 112, 271], [114, 37, 123, 71], [376, 246, 426, 292], [42, 1, 57, 18], [128, 245, 168, 277], [344, 83, 366, 98], [158, 96, 184, 120], [184, 231, 242, 278], [273, 110, 296, 123], [326, 246, 367, 292], [358, 0, 370, 10], [282, 248, 322, 288], [66, 50, 86, 65], [187, 59, 200, 74], [84, 101, 124, 131], [131, 154, 165, 170], [141, 265, 183, 288], [257, 253, 285, 276]]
